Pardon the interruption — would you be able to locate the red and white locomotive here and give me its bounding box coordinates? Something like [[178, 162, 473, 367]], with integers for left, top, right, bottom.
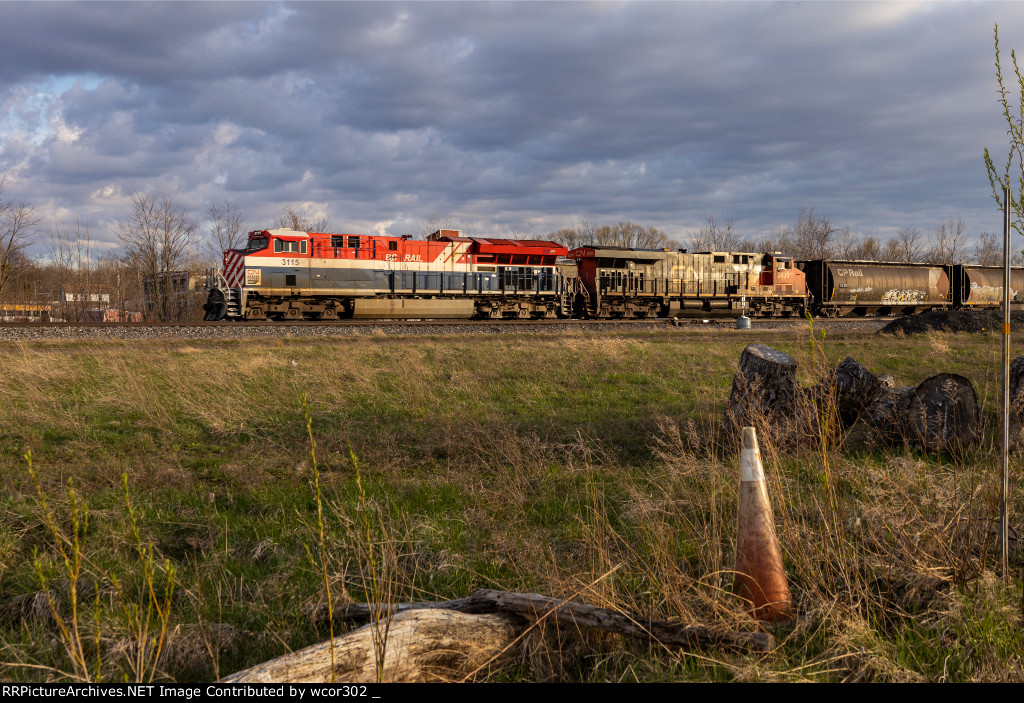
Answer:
[[203, 228, 574, 320]]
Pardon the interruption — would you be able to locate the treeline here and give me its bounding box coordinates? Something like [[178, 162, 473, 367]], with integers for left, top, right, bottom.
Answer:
[[0, 178, 329, 321], [545, 209, 1019, 266], [1, 172, 1017, 322]]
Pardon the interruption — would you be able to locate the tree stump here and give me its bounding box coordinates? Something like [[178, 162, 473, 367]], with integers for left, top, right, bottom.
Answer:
[[868, 373, 982, 452], [866, 375, 916, 445], [724, 344, 802, 446], [906, 373, 982, 453], [805, 357, 883, 433], [830, 357, 883, 428]]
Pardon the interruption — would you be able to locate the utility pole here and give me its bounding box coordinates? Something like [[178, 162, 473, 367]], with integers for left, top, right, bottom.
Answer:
[[1001, 186, 1011, 581]]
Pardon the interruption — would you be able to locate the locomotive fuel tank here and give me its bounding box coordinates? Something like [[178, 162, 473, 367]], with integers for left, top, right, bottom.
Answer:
[[799, 260, 950, 316]]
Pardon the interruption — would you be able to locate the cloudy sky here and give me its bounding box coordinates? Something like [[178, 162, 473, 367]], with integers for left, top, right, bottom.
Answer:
[[2, 0, 1023, 255]]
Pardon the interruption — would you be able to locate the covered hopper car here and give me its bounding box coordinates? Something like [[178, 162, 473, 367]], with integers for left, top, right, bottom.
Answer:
[[951, 265, 1024, 307], [798, 259, 1024, 317], [798, 260, 951, 317]]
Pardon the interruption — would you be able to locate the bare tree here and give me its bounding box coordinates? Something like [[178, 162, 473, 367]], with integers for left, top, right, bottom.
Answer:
[[973, 232, 1003, 266], [984, 24, 1024, 236], [415, 213, 461, 238], [791, 208, 837, 259], [274, 206, 330, 233], [890, 224, 926, 263], [594, 221, 678, 249], [835, 226, 860, 260], [546, 227, 588, 249], [545, 220, 598, 248], [0, 174, 40, 302], [929, 216, 970, 265], [857, 235, 883, 261], [206, 200, 246, 264], [116, 193, 200, 322], [545, 220, 677, 249], [47, 218, 99, 322], [689, 213, 741, 251], [752, 225, 795, 256], [881, 238, 902, 262]]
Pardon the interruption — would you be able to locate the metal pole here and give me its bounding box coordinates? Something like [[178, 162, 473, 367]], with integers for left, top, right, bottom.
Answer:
[[1002, 185, 1011, 580]]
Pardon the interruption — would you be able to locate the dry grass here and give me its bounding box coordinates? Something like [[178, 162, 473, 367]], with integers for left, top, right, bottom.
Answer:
[[0, 328, 1022, 681]]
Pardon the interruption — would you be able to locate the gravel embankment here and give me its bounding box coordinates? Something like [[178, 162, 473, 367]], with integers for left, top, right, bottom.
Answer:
[[0, 316, 892, 342]]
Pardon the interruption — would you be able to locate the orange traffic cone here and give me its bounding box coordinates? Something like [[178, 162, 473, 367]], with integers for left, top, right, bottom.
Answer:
[[734, 426, 794, 622]]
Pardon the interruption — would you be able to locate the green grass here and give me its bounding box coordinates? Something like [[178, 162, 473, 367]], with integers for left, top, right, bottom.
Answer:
[[0, 327, 1021, 682]]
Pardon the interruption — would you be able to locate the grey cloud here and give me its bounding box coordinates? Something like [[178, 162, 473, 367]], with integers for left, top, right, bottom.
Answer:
[[0, 1, 1023, 252]]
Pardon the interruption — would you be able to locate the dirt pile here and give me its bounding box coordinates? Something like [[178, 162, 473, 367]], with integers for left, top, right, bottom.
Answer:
[[879, 309, 1024, 335]]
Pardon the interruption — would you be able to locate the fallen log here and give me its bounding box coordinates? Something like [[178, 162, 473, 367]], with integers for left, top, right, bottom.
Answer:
[[321, 589, 774, 654], [249, 587, 777, 683], [311, 596, 487, 624], [468, 589, 774, 652], [223, 609, 521, 684]]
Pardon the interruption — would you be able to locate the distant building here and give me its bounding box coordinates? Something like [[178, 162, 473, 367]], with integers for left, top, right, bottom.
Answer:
[[142, 271, 206, 320], [60, 285, 110, 306]]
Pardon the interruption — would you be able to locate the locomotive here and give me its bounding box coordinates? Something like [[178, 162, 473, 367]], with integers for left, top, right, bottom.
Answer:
[[567, 246, 806, 318], [202, 227, 1024, 321], [203, 228, 575, 321]]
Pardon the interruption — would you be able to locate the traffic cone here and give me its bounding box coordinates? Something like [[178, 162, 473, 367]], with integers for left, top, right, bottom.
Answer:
[[734, 426, 794, 622]]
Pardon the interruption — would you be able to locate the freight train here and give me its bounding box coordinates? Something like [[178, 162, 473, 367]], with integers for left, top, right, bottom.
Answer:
[[202, 228, 1023, 321]]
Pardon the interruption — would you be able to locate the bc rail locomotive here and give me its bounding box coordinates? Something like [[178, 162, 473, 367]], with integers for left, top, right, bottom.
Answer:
[[203, 228, 574, 321], [202, 228, 1024, 321]]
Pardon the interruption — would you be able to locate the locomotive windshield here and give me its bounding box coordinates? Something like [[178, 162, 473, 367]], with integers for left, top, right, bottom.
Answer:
[[247, 236, 268, 253]]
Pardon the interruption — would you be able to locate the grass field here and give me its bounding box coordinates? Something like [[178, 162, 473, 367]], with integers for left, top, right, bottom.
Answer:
[[0, 326, 1021, 682]]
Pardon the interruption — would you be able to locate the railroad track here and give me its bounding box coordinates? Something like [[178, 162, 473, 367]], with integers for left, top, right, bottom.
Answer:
[[0, 315, 898, 329], [0, 315, 894, 342]]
